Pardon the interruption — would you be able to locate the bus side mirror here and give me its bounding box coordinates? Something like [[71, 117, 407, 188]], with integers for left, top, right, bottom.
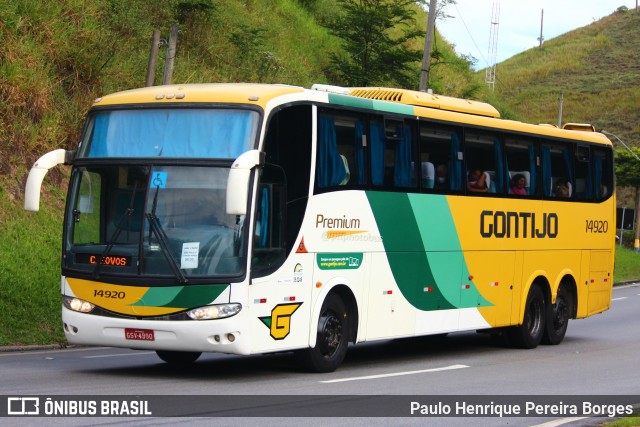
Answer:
[[226, 150, 265, 215], [24, 149, 75, 212]]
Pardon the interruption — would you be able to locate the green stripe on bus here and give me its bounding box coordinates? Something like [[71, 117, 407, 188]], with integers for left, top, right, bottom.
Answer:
[[366, 192, 455, 311], [366, 192, 491, 311], [328, 94, 414, 115], [132, 284, 229, 308]]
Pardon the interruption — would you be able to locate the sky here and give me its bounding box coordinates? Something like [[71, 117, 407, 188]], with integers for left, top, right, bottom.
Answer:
[[436, 0, 638, 69]]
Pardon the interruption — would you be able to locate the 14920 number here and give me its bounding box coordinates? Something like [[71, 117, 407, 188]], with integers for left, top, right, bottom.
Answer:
[[93, 290, 126, 299], [586, 220, 608, 233]]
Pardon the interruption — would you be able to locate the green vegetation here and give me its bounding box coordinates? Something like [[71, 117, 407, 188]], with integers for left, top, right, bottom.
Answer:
[[1, 1, 639, 346], [493, 8, 640, 143], [612, 247, 640, 284], [603, 413, 640, 427], [0, 177, 66, 345], [324, 0, 424, 87]]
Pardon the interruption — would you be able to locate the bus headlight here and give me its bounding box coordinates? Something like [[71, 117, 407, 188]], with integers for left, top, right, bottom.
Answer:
[[187, 303, 241, 320], [63, 296, 95, 313]]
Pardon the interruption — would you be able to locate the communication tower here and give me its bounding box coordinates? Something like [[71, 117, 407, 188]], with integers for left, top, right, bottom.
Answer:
[[486, 0, 500, 91]]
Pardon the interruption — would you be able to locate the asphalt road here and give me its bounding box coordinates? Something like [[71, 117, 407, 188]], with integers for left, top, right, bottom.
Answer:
[[1, 284, 639, 427]]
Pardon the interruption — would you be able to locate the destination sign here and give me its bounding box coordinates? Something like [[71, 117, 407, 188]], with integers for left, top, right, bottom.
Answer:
[[75, 254, 131, 267]]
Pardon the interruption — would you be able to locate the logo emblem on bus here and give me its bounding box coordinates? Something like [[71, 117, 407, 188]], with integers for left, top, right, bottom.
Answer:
[[259, 303, 302, 340]]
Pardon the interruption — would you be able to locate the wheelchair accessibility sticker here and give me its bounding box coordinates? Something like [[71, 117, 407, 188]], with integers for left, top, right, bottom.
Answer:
[[150, 172, 167, 189]]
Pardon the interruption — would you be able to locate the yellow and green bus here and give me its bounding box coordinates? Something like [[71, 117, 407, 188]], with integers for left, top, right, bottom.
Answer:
[[25, 83, 615, 372]]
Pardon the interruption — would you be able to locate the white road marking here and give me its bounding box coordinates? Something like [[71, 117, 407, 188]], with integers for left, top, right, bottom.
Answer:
[[612, 297, 628, 301], [530, 417, 590, 427], [83, 351, 155, 358], [319, 364, 469, 383]]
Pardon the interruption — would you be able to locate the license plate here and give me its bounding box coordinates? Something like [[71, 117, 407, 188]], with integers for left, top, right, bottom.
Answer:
[[124, 328, 155, 341]]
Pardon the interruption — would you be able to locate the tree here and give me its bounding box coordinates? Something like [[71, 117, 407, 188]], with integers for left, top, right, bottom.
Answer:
[[615, 147, 640, 251], [325, 0, 424, 88]]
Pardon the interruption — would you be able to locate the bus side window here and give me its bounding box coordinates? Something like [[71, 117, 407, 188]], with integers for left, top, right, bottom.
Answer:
[[252, 180, 286, 277], [574, 145, 591, 200], [317, 116, 346, 188], [317, 114, 366, 188], [464, 131, 502, 194], [370, 116, 416, 188], [541, 143, 574, 198], [593, 147, 613, 200], [388, 118, 416, 189], [370, 118, 385, 186], [418, 124, 462, 192], [505, 137, 537, 196]]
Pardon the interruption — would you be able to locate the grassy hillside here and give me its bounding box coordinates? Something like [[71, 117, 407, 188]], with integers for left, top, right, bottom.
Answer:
[[0, 0, 480, 189], [0, 0, 484, 345], [492, 8, 640, 143]]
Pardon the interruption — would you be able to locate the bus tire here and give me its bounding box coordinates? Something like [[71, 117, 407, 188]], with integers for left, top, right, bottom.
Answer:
[[542, 286, 572, 345], [297, 293, 348, 373], [507, 285, 546, 349], [156, 350, 201, 365]]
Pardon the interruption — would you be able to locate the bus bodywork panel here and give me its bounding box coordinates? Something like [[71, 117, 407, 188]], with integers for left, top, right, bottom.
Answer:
[[61, 277, 254, 354], [65, 277, 230, 316], [302, 190, 613, 342]]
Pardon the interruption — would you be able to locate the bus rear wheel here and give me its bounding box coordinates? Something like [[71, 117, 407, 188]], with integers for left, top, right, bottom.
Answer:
[[156, 350, 201, 365], [507, 285, 546, 349], [297, 293, 348, 373], [542, 286, 572, 345]]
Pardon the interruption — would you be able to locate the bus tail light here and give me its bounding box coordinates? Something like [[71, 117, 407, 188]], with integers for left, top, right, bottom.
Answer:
[[187, 303, 241, 320]]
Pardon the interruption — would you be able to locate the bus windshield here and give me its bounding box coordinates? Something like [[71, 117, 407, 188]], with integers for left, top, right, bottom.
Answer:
[[79, 108, 259, 159], [65, 165, 247, 280]]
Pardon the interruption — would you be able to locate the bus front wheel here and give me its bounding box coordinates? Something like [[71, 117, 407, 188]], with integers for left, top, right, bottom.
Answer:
[[542, 286, 572, 345], [507, 285, 546, 349], [156, 350, 202, 365], [297, 293, 348, 373]]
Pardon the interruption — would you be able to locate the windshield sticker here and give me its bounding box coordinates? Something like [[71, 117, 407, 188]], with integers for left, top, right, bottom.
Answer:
[[181, 242, 200, 269], [317, 253, 363, 270], [150, 172, 167, 189]]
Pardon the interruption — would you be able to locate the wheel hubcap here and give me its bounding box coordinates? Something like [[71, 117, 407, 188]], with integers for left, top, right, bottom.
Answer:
[[318, 311, 343, 358], [553, 297, 568, 330]]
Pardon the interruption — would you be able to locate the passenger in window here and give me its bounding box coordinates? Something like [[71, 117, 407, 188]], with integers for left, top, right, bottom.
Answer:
[[467, 169, 488, 192], [435, 164, 448, 190], [600, 184, 608, 198], [553, 178, 571, 198], [509, 174, 527, 195]]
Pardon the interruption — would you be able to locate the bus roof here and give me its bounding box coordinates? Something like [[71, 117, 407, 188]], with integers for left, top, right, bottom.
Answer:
[[348, 87, 501, 118], [92, 83, 306, 109], [92, 83, 612, 147]]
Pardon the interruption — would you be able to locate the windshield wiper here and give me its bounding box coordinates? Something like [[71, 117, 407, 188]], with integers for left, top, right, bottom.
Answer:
[[92, 181, 139, 279], [143, 179, 188, 284], [145, 211, 188, 284]]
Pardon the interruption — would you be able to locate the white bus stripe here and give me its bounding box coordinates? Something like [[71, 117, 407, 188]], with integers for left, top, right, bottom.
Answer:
[[319, 364, 469, 383]]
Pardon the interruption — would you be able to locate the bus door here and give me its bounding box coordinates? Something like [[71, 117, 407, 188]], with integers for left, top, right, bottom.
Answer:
[[247, 181, 313, 353]]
